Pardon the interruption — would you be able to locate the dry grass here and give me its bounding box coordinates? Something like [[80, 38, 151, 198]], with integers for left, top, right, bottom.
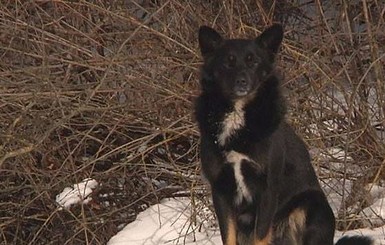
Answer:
[[0, 1, 384, 244]]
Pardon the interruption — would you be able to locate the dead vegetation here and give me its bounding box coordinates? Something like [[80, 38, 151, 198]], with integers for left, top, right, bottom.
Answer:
[[0, 1, 384, 244]]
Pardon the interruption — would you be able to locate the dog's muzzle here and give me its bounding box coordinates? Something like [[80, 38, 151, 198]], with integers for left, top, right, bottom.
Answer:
[[234, 76, 251, 97]]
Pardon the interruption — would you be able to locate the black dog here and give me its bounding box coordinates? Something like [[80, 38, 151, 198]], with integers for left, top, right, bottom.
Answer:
[[195, 24, 373, 245]]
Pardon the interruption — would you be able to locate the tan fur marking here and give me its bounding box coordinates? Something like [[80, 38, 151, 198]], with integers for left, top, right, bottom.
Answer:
[[288, 208, 306, 242], [274, 208, 306, 244], [226, 218, 237, 245], [254, 227, 273, 245]]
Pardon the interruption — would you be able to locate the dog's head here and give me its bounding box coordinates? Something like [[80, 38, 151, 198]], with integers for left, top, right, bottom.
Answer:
[[198, 24, 283, 100]]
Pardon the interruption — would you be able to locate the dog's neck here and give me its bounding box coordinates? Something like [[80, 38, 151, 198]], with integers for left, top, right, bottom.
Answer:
[[217, 98, 247, 146], [216, 76, 285, 149]]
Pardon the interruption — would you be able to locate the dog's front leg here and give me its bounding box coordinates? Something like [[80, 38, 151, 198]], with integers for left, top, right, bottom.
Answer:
[[254, 191, 276, 245], [212, 191, 237, 245], [254, 142, 285, 245]]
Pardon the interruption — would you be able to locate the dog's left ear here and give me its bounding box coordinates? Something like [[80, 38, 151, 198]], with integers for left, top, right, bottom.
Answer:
[[256, 24, 283, 55], [198, 26, 223, 57]]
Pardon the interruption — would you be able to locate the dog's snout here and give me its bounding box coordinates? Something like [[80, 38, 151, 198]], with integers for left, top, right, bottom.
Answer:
[[233, 75, 251, 97]]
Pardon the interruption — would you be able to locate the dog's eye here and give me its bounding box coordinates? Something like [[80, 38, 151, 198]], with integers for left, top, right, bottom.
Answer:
[[246, 54, 258, 66], [226, 55, 236, 67], [246, 54, 259, 67]]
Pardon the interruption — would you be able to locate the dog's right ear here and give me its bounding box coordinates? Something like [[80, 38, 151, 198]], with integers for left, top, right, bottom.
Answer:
[[256, 24, 283, 56], [198, 26, 223, 57]]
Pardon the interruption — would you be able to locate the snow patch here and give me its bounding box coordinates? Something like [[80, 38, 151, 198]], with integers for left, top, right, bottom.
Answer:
[[107, 198, 221, 245], [55, 178, 98, 209]]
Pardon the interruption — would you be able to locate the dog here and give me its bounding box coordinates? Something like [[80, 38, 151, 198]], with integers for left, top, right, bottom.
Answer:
[[195, 24, 373, 245]]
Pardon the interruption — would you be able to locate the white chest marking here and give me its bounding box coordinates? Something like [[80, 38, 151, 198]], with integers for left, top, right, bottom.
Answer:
[[218, 100, 246, 146], [226, 150, 253, 204]]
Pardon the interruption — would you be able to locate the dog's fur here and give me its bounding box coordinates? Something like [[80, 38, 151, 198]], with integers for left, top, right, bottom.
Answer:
[[195, 24, 373, 245]]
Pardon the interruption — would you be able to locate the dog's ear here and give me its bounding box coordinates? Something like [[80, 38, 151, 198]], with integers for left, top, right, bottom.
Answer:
[[256, 24, 283, 55], [198, 26, 223, 57]]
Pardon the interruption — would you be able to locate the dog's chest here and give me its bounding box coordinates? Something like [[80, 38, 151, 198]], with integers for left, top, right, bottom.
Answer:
[[225, 150, 263, 204], [218, 100, 246, 146]]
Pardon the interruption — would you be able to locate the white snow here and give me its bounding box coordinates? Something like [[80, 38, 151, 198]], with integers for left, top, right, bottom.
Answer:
[[107, 198, 222, 245], [55, 178, 98, 210]]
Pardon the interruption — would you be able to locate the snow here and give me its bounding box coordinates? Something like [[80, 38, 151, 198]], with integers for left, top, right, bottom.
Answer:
[[359, 184, 385, 227], [107, 198, 222, 245], [55, 178, 98, 210]]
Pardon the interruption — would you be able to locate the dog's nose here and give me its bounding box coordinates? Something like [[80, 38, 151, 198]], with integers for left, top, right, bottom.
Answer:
[[236, 77, 247, 86]]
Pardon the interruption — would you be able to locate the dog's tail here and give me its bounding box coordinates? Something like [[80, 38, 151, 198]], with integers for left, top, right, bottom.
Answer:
[[335, 235, 373, 245]]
